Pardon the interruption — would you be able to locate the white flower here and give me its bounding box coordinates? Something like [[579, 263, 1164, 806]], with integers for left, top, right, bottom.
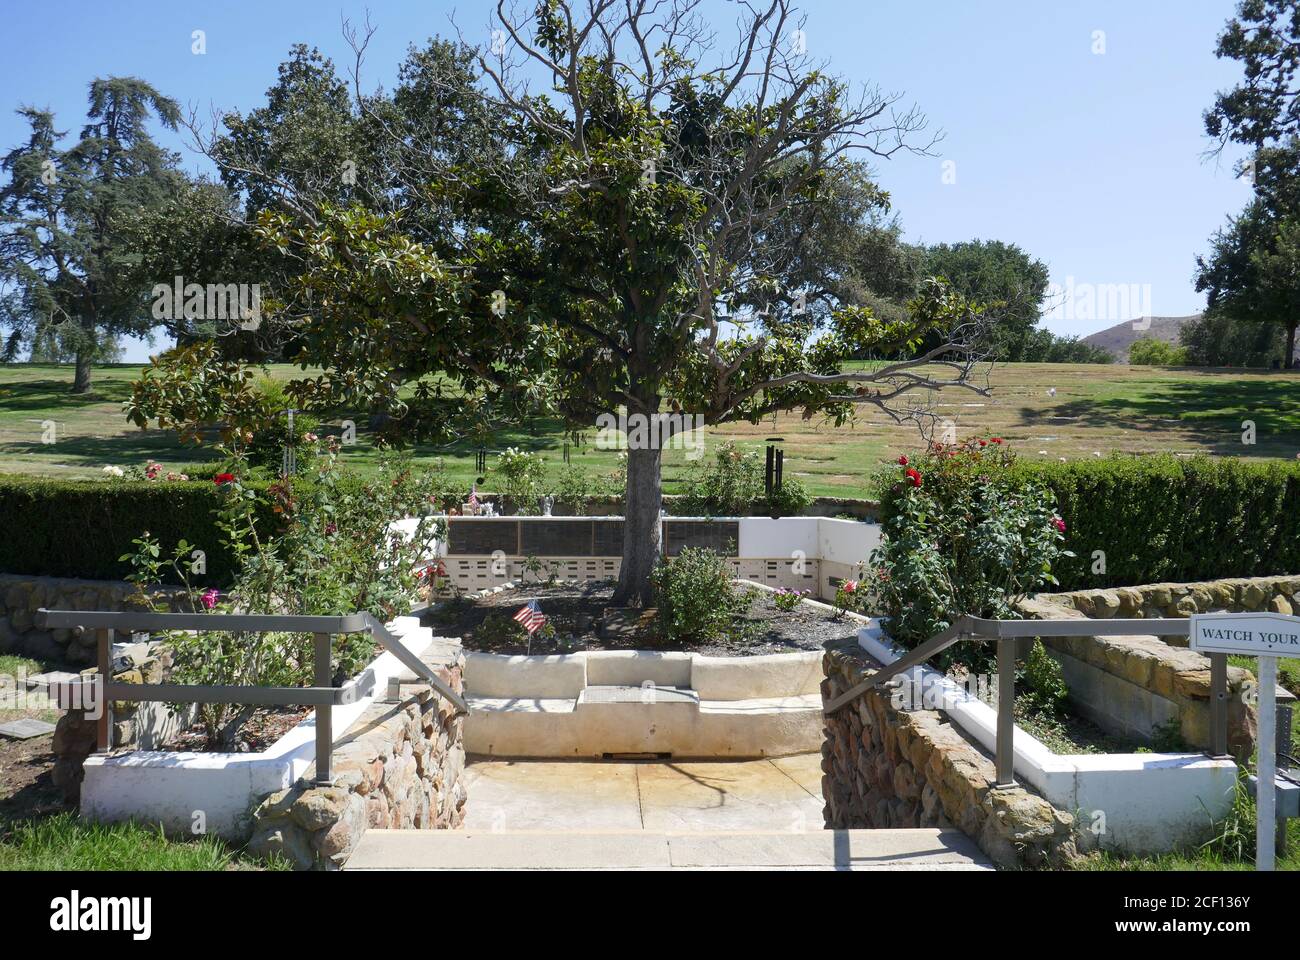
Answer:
[[102, 465, 124, 477]]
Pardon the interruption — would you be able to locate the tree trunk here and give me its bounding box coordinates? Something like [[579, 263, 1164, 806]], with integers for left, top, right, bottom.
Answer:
[[71, 315, 95, 394], [71, 348, 92, 394], [1287, 320, 1297, 370], [612, 444, 663, 607]]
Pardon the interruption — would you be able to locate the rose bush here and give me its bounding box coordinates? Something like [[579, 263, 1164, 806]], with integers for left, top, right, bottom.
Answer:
[[870, 436, 1071, 672], [122, 450, 445, 746]]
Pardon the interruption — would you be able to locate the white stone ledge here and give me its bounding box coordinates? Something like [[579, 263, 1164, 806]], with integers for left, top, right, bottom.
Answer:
[[855, 619, 1239, 854], [80, 617, 434, 839]]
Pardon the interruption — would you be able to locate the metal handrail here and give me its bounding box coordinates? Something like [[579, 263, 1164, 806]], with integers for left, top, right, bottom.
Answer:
[[825, 614, 1226, 789], [35, 606, 467, 784]]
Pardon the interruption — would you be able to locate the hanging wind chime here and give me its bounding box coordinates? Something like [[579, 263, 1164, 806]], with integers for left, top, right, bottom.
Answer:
[[281, 408, 299, 477], [764, 437, 785, 519]]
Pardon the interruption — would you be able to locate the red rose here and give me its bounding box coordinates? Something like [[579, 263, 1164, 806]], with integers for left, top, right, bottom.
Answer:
[[978, 439, 987, 447], [1053, 518, 1066, 533], [991, 437, 1003, 444], [213, 473, 236, 485], [905, 468, 922, 488], [897, 455, 909, 466]]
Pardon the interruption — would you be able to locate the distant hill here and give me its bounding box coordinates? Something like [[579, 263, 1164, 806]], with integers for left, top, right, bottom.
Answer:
[[1081, 314, 1200, 361]]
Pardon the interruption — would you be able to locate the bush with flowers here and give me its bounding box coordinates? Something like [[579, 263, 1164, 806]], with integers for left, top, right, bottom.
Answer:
[[832, 576, 867, 617], [870, 436, 1071, 672], [121, 447, 445, 747], [769, 586, 809, 612]]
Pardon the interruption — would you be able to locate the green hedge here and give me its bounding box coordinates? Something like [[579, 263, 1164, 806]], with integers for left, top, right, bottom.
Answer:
[[0, 474, 277, 585], [879, 455, 1300, 591]]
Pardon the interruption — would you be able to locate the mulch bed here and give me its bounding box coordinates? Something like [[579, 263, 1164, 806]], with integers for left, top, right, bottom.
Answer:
[[428, 580, 860, 656], [164, 705, 313, 753]]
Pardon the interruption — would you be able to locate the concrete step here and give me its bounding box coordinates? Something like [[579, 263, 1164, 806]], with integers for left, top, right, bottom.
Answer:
[[345, 828, 995, 871]]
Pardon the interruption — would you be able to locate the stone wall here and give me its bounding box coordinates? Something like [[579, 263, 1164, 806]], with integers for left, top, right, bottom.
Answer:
[[247, 647, 467, 870], [1013, 574, 1300, 754], [0, 573, 188, 666], [822, 639, 1077, 869]]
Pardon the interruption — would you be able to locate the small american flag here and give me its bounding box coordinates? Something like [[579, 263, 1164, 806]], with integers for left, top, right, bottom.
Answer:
[[468, 485, 479, 512], [513, 599, 546, 634]]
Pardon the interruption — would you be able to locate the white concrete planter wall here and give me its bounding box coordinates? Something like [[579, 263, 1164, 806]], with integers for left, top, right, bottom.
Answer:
[[433, 516, 881, 601], [464, 648, 824, 759], [856, 620, 1239, 854], [79, 616, 432, 840]]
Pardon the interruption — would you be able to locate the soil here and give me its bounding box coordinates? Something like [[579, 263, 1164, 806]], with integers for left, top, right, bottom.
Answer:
[[163, 705, 313, 753], [0, 732, 71, 831], [428, 580, 859, 656]]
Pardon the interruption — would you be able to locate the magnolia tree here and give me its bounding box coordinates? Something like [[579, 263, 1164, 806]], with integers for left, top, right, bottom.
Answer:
[[136, 1, 996, 606]]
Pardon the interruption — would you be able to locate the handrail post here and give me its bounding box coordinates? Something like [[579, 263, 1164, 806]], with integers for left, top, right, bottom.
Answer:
[[1209, 652, 1229, 757], [313, 632, 333, 784], [995, 636, 1016, 787], [96, 628, 112, 753]]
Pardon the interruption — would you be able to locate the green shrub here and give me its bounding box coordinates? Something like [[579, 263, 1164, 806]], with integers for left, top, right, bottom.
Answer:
[[678, 440, 812, 516], [1001, 455, 1300, 589], [650, 547, 738, 644], [555, 463, 595, 514], [244, 379, 320, 472], [1019, 640, 1068, 714], [0, 473, 278, 583], [871, 438, 1070, 669], [492, 447, 547, 514], [123, 453, 443, 745], [1128, 338, 1189, 365], [878, 453, 1300, 592]]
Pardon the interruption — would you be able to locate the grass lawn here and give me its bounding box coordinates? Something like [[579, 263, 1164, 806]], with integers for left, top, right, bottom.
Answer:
[[0, 813, 285, 871], [2, 361, 1299, 497]]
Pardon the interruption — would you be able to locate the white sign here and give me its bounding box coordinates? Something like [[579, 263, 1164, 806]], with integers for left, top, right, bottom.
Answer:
[[1188, 612, 1300, 656], [1189, 611, 1298, 873]]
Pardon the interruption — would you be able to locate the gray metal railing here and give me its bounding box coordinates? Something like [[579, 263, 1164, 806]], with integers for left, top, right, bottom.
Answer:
[[35, 607, 467, 784], [825, 615, 1228, 789]]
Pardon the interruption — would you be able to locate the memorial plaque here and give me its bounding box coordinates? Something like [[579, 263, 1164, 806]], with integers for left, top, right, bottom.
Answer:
[[521, 519, 594, 556], [592, 520, 625, 556], [664, 520, 739, 557], [447, 520, 519, 555]]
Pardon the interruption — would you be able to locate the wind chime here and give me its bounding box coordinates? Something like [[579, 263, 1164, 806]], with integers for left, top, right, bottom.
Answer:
[[765, 437, 785, 519], [281, 408, 299, 477]]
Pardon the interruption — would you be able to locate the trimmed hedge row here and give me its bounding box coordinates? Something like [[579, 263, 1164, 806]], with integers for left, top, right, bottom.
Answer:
[[879, 455, 1300, 591], [1035, 456, 1300, 589], [0, 474, 279, 584]]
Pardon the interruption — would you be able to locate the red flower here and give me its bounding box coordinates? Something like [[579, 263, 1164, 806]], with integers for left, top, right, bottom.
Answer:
[[991, 437, 1004, 444], [905, 468, 923, 488], [213, 473, 236, 485], [897, 455, 909, 466], [978, 439, 987, 447], [1053, 517, 1066, 533]]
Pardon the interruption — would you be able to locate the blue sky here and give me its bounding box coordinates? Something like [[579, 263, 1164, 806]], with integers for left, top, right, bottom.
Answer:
[[0, 0, 1253, 361]]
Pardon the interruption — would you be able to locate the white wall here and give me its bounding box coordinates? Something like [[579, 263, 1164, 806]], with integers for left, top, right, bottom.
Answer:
[[80, 617, 432, 839], [819, 518, 880, 566], [856, 620, 1238, 854]]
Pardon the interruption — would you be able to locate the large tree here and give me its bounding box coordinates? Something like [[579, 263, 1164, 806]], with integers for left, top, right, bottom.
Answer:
[[1201, 0, 1300, 367], [1196, 199, 1300, 365], [0, 78, 182, 391], [137, 3, 996, 605], [920, 240, 1049, 361]]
